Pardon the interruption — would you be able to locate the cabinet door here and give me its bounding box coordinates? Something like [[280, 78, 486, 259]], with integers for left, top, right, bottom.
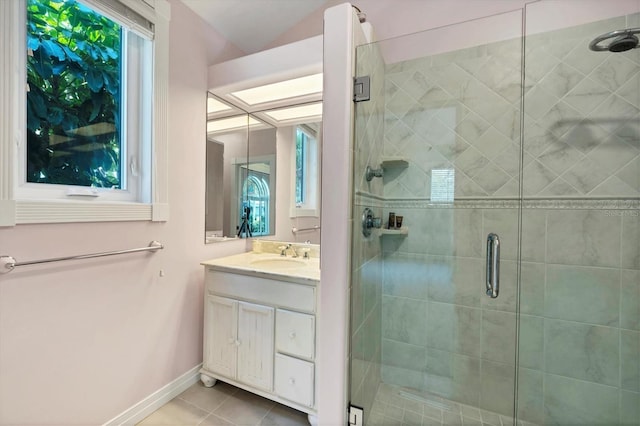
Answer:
[[204, 295, 238, 379], [237, 301, 275, 391]]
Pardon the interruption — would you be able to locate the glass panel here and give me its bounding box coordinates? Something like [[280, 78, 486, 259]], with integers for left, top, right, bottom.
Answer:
[[519, 3, 640, 425], [27, 0, 123, 187], [205, 93, 249, 242], [350, 10, 523, 425]]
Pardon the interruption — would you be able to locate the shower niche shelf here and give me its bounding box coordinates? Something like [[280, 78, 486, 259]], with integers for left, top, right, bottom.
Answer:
[[380, 227, 408, 236], [380, 157, 409, 169]]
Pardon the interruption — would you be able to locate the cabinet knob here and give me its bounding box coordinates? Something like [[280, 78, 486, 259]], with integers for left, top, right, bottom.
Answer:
[[288, 377, 296, 385], [288, 331, 296, 339]]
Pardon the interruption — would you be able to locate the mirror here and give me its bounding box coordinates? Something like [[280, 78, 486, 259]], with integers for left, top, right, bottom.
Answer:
[[205, 93, 322, 244]]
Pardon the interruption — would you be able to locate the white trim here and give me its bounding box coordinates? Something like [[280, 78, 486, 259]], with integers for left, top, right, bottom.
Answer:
[[103, 363, 202, 426]]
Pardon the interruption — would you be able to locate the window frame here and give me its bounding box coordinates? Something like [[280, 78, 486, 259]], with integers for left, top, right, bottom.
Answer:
[[290, 124, 319, 218], [0, 0, 170, 226]]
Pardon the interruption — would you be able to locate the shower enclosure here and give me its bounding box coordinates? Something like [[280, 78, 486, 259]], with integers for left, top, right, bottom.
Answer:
[[349, 3, 639, 425]]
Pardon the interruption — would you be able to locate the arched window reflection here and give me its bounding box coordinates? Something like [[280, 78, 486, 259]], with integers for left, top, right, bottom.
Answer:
[[241, 173, 270, 236]]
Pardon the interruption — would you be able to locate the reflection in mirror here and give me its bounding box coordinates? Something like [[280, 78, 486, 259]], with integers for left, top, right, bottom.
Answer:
[[205, 93, 322, 244], [205, 92, 249, 243]]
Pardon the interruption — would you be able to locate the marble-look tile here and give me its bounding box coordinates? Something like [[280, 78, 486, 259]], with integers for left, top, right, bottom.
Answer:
[[479, 360, 515, 416], [382, 295, 428, 346], [460, 77, 513, 124], [543, 374, 619, 426], [383, 252, 429, 300], [562, 156, 612, 194], [455, 146, 490, 178], [545, 264, 620, 326], [622, 215, 640, 270], [621, 269, 640, 330], [564, 76, 611, 116], [522, 160, 558, 196], [620, 390, 640, 425], [424, 349, 481, 407], [546, 210, 621, 268], [381, 365, 426, 393], [617, 71, 640, 108], [544, 319, 619, 386], [536, 100, 582, 140], [591, 53, 640, 93], [362, 258, 382, 316], [382, 338, 428, 373], [589, 175, 640, 197], [523, 85, 559, 121], [492, 142, 522, 178], [590, 94, 639, 136], [586, 133, 640, 177], [516, 368, 544, 425], [539, 177, 581, 196], [616, 156, 640, 193], [426, 256, 483, 308], [481, 310, 517, 365], [351, 268, 364, 331], [536, 140, 584, 176], [474, 127, 512, 159], [519, 262, 545, 316], [454, 110, 491, 146], [427, 301, 481, 357], [538, 62, 585, 99], [451, 208, 484, 258], [472, 162, 511, 195], [213, 389, 275, 425], [518, 315, 544, 370], [560, 118, 611, 155], [621, 330, 640, 392]]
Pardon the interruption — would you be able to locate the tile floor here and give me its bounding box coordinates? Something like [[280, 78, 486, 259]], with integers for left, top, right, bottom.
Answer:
[[367, 383, 536, 426], [137, 380, 309, 426]]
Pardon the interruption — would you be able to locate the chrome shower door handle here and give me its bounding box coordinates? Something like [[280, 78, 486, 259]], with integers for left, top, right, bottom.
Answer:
[[485, 233, 500, 299]]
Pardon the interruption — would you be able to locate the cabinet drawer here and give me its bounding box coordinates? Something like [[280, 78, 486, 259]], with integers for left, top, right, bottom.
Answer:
[[274, 354, 314, 407], [276, 309, 315, 360]]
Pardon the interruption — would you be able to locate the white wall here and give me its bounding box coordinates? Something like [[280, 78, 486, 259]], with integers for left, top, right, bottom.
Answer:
[[0, 1, 249, 423]]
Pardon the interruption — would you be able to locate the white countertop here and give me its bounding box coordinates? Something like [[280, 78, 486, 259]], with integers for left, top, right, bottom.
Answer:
[[202, 251, 320, 283]]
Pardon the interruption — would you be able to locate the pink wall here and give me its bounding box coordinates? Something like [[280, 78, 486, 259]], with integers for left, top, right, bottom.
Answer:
[[0, 1, 248, 423]]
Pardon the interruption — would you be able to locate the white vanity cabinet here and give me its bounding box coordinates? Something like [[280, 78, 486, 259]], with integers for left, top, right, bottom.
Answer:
[[200, 265, 319, 421], [204, 295, 274, 391]]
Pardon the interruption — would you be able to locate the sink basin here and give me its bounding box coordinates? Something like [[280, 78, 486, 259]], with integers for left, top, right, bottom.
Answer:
[[249, 257, 307, 269]]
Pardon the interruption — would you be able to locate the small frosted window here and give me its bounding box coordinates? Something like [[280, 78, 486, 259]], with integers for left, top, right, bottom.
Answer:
[[431, 169, 455, 203]]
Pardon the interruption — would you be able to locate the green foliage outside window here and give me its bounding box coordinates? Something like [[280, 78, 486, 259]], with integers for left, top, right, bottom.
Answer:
[[26, 0, 122, 188], [295, 128, 305, 205]]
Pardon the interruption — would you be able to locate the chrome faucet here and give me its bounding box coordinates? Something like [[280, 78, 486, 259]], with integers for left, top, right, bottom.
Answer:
[[279, 244, 299, 257]]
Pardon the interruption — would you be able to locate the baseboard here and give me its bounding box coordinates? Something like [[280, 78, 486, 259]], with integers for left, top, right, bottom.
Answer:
[[103, 363, 202, 426]]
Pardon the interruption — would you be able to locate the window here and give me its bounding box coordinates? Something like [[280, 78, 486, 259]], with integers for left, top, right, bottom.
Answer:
[[0, 0, 170, 225], [292, 124, 319, 217], [431, 169, 455, 203]]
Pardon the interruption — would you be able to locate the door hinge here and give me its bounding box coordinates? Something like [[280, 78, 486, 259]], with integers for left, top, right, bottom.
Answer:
[[353, 76, 370, 102], [348, 405, 364, 426]]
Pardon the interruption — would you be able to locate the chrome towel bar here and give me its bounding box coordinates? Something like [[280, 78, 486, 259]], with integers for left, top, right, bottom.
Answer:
[[291, 226, 320, 233], [0, 241, 163, 274]]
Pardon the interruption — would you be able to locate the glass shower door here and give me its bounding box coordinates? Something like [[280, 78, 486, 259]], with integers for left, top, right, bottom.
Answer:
[[517, 3, 640, 425], [349, 10, 524, 425]]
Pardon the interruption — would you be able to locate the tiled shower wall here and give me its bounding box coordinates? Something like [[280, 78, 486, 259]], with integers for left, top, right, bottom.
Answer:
[[377, 11, 640, 425]]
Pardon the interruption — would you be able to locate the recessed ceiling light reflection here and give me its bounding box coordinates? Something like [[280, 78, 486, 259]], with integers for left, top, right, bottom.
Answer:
[[207, 116, 262, 133], [207, 96, 233, 114], [230, 73, 323, 106], [263, 103, 323, 122]]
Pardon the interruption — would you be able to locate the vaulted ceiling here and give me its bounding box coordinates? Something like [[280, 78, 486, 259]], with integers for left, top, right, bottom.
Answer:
[[181, 0, 331, 53]]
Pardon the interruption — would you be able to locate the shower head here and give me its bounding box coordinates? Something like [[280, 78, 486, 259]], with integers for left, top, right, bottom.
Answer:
[[589, 28, 640, 52]]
